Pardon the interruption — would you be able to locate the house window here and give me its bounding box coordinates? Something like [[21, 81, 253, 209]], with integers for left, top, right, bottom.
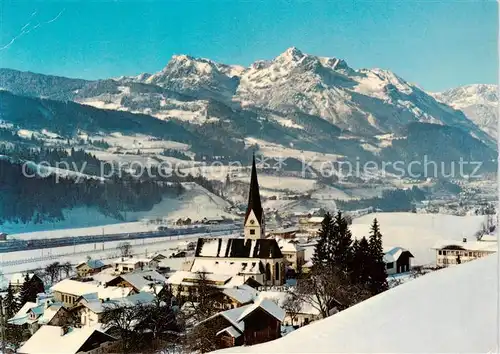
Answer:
[[250, 229, 255, 235], [438, 251, 442, 255], [386, 262, 394, 269], [275, 262, 280, 281], [442, 251, 447, 256]]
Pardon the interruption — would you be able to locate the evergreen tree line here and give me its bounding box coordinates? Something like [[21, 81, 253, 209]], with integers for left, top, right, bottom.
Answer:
[[0, 159, 183, 225], [312, 212, 388, 296]]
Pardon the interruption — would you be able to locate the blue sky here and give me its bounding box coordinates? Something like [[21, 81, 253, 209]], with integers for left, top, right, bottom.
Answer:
[[0, 0, 497, 91]]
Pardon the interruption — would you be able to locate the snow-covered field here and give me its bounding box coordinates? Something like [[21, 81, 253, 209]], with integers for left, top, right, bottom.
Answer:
[[302, 212, 488, 265], [351, 212, 487, 265], [0, 231, 238, 278], [217, 254, 499, 353]]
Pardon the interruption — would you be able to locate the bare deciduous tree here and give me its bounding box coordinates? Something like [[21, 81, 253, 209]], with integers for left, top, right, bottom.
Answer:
[[44, 261, 62, 284], [117, 242, 132, 258], [282, 293, 302, 326]]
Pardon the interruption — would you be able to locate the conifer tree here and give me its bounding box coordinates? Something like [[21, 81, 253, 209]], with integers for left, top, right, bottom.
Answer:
[[351, 237, 371, 284], [330, 211, 354, 273], [19, 273, 43, 305], [312, 212, 334, 268], [4, 283, 19, 319], [368, 218, 388, 294]]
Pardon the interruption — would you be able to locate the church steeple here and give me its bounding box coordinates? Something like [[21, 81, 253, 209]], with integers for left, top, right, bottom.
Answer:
[[244, 154, 264, 239]]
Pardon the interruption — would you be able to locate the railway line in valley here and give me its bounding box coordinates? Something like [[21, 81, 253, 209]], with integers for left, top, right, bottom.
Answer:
[[0, 223, 240, 254]]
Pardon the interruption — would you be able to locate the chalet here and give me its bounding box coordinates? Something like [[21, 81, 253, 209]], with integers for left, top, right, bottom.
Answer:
[[51, 279, 134, 308], [384, 247, 414, 275], [105, 270, 167, 293], [188, 156, 285, 286], [8, 297, 70, 335], [176, 217, 192, 226], [0, 232, 7, 241], [17, 325, 117, 354], [10, 273, 45, 293], [76, 259, 107, 278], [196, 297, 285, 349], [111, 256, 158, 274], [75, 292, 155, 327], [432, 238, 497, 267]]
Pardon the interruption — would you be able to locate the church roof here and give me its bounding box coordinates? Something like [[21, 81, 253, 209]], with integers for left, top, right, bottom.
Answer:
[[195, 238, 283, 259], [245, 155, 263, 225]]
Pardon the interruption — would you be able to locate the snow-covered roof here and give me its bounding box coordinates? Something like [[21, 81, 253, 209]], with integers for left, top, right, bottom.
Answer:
[[77, 259, 105, 270], [237, 297, 286, 323], [111, 256, 154, 265], [214, 254, 499, 353], [217, 326, 242, 338], [191, 258, 263, 276], [268, 227, 300, 235], [306, 216, 324, 224], [222, 286, 257, 304], [383, 246, 413, 263], [432, 239, 497, 252], [277, 239, 304, 253], [38, 304, 65, 325], [257, 291, 320, 316], [51, 279, 131, 299], [195, 237, 283, 259], [78, 292, 156, 314], [8, 301, 37, 325], [166, 270, 232, 286], [18, 325, 115, 354], [108, 270, 166, 292]]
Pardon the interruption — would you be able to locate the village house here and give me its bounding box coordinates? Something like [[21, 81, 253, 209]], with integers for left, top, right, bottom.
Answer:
[[9, 273, 45, 293], [51, 279, 134, 308], [111, 256, 159, 274], [104, 270, 167, 293], [8, 295, 70, 335], [384, 247, 414, 275], [17, 325, 117, 354], [75, 259, 107, 278], [196, 297, 285, 350], [432, 238, 497, 267], [74, 291, 156, 327]]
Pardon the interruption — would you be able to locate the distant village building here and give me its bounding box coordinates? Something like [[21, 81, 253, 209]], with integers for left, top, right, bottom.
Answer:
[[104, 270, 167, 293], [76, 259, 107, 278], [432, 238, 497, 267], [298, 216, 325, 236], [268, 227, 299, 239], [111, 256, 159, 274], [384, 247, 414, 275]]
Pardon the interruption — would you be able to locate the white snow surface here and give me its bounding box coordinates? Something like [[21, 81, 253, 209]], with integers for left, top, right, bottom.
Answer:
[[350, 212, 487, 265], [215, 254, 499, 353]]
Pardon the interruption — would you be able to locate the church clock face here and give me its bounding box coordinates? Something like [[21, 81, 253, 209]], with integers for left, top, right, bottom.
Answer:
[[250, 219, 255, 225]]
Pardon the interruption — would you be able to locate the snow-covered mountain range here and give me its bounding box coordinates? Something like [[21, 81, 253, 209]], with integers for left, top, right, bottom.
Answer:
[[433, 84, 497, 138], [0, 47, 496, 167]]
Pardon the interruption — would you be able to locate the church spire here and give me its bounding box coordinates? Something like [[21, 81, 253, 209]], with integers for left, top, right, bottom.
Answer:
[[244, 154, 264, 238]]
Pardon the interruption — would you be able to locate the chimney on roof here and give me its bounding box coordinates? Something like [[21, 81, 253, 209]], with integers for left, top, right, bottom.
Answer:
[[61, 326, 69, 336]]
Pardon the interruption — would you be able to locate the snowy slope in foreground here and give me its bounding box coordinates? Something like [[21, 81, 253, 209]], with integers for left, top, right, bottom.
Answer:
[[216, 254, 499, 353]]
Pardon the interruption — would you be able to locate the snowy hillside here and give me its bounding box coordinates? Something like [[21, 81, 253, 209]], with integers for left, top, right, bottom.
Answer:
[[216, 254, 499, 353], [433, 84, 498, 138]]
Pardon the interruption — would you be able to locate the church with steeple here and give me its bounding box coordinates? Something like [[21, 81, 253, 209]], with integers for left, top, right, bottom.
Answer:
[[190, 155, 285, 286]]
